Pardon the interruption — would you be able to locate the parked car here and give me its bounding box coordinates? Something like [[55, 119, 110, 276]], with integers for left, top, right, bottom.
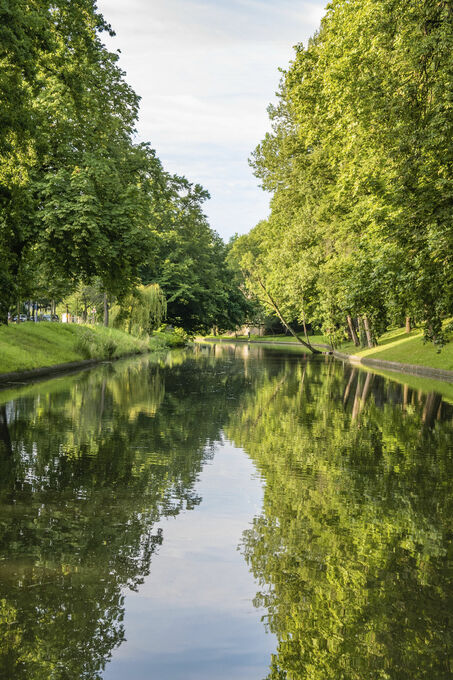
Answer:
[[40, 314, 52, 322], [12, 314, 27, 322]]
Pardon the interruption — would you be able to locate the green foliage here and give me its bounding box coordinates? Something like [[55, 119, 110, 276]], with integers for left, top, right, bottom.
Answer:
[[74, 327, 120, 360], [153, 328, 189, 347], [57, 280, 105, 323], [141, 184, 252, 333], [0, 2, 250, 334], [0, 0, 151, 315], [245, 0, 453, 346], [110, 283, 167, 336], [230, 224, 321, 351]]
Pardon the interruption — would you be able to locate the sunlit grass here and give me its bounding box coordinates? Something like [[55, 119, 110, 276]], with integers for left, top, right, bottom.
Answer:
[[339, 323, 453, 371], [0, 323, 167, 374]]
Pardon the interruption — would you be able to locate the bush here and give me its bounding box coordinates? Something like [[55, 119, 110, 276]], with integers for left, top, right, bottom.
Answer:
[[74, 328, 98, 359], [152, 328, 188, 348]]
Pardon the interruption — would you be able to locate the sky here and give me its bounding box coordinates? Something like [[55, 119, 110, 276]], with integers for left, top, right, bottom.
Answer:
[[96, 0, 327, 241]]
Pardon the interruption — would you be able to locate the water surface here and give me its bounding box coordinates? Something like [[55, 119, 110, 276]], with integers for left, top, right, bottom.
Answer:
[[0, 343, 452, 679]]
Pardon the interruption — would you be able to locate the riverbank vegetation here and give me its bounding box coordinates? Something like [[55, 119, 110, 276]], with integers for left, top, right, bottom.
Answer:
[[232, 0, 453, 354], [0, 323, 182, 375]]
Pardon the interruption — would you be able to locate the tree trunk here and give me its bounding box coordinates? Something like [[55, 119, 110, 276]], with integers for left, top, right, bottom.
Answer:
[[363, 316, 374, 348], [347, 315, 360, 346], [0, 303, 8, 325], [83, 300, 87, 323], [361, 372, 374, 403], [302, 317, 309, 343], [103, 293, 109, 327], [403, 384, 409, 410], [128, 301, 134, 334], [357, 316, 366, 347], [99, 379, 106, 433], [352, 373, 374, 420], [253, 275, 321, 354], [16, 300, 20, 323], [327, 329, 335, 350], [422, 392, 442, 428], [351, 374, 363, 421], [299, 364, 307, 394], [405, 315, 411, 333]]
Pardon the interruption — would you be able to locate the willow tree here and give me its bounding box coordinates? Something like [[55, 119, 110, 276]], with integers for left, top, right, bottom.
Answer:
[[111, 283, 167, 336]]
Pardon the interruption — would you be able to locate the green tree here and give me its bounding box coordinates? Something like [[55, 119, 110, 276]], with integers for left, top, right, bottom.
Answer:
[[110, 283, 167, 335], [142, 177, 250, 333], [249, 0, 453, 346], [0, 1, 152, 322], [231, 223, 322, 352]]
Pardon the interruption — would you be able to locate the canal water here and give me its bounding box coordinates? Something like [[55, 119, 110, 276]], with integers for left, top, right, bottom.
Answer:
[[0, 342, 452, 679]]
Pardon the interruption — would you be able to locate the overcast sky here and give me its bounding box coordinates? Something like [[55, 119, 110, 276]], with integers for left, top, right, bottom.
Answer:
[[96, 0, 327, 240]]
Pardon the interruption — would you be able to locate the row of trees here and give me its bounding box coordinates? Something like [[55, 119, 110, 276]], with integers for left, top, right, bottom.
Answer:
[[232, 0, 453, 348], [1, 0, 250, 333]]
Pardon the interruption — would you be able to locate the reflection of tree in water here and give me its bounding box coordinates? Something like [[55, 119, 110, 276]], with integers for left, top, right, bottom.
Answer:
[[228, 358, 453, 680], [0, 350, 252, 679]]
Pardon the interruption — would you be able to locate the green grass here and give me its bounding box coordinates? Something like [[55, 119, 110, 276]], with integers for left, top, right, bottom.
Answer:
[[338, 324, 453, 371], [0, 323, 182, 375]]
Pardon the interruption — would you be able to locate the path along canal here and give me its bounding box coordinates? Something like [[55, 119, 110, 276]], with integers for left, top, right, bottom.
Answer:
[[0, 342, 452, 679]]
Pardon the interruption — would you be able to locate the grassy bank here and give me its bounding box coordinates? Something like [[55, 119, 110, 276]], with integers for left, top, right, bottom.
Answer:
[[338, 325, 453, 371], [0, 323, 184, 375]]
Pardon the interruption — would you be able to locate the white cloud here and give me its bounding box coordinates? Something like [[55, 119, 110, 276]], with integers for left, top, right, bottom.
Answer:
[[97, 0, 327, 238]]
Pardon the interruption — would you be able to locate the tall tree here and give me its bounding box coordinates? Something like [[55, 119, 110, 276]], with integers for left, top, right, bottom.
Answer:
[[0, 1, 153, 322], [249, 0, 453, 345]]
